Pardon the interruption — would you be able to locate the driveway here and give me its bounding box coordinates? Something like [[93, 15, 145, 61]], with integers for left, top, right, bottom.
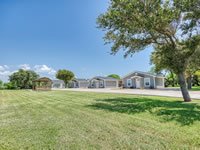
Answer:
[[53, 88, 200, 99]]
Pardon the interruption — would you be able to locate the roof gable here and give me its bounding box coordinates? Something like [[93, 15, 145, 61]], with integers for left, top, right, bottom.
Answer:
[[122, 71, 165, 79]]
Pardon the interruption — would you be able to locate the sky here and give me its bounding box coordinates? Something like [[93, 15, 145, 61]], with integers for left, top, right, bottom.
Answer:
[[0, 0, 153, 82]]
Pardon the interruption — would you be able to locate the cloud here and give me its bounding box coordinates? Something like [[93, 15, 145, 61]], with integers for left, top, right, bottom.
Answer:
[[0, 64, 57, 82], [18, 64, 31, 70], [0, 65, 9, 71], [34, 65, 56, 75]]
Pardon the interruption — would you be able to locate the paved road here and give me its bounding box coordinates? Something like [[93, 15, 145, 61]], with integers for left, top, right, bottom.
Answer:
[[53, 88, 200, 99]]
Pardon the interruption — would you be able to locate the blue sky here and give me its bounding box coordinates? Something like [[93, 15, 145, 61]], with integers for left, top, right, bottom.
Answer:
[[0, 0, 153, 82]]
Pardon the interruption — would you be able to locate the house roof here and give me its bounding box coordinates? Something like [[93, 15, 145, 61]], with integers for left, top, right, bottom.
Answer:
[[52, 80, 65, 84], [122, 71, 165, 79], [91, 76, 119, 81], [33, 77, 52, 82], [72, 78, 89, 82]]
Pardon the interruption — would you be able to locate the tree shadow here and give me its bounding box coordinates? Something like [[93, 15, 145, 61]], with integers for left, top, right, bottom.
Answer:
[[87, 97, 200, 126]]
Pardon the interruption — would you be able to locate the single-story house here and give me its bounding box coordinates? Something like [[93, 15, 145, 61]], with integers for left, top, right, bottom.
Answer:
[[89, 76, 119, 88], [52, 80, 65, 88], [69, 79, 90, 88], [122, 71, 165, 89]]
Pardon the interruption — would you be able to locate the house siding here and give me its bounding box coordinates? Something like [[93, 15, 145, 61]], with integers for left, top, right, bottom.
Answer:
[[123, 72, 164, 89], [105, 81, 117, 88], [155, 78, 165, 88], [79, 81, 89, 88]]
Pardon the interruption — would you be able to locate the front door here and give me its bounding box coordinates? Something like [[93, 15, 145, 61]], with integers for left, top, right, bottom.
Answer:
[[136, 79, 140, 89]]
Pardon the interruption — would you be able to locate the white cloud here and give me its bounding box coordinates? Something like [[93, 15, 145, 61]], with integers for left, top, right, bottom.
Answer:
[[0, 65, 9, 71], [18, 64, 31, 70], [34, 65, 56, 75]]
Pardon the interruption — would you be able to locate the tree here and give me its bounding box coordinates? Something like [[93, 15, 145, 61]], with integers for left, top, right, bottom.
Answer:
[[56, 69, 74, 87], [9, 69, 39, 89], [3, 82, 14, 89], [185, 52, 200, 89], [165, 72, 178, 87], [0, 80, 2, 87], [108, 74, 121, 79], [149, 66, 162, 74], [97, 0, 200, 102]]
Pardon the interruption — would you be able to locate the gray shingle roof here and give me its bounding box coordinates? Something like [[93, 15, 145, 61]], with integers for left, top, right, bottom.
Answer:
[[72, 78, 89, 82], [92, 76, 119, 81]]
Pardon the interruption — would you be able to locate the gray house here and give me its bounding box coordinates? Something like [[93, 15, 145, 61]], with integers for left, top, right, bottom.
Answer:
[[52, 80, 65, 88], [122, 71, 165, 89], [69, 79, 89, 88], [89, 76, 119, 88]]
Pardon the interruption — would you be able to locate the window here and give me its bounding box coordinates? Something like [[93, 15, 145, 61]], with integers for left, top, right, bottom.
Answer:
[[127, 79, 132, 87], [144, 78, 150, 87]]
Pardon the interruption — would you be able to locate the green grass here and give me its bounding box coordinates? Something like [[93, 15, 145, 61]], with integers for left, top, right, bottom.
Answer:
[[0, 90, 200, 149], [189, 86, 200, 91]]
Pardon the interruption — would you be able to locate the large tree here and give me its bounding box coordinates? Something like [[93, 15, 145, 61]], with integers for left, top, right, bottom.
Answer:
[[97, 0, 200, 102], [9, 69, 39, 89], [56, 69, 75, 87], [108, 74, 121, 79]]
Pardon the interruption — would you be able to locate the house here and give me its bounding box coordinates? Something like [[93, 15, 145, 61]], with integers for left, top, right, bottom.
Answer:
[[122, 71, 165, 89], [52, 80, 65, 88], [69, 79, 89, 88], [89, 76, 119, 88]]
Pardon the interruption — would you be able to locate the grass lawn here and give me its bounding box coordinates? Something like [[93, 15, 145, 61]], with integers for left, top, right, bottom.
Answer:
[[190, 86, 200, 91], [0, 90, 200, 149]]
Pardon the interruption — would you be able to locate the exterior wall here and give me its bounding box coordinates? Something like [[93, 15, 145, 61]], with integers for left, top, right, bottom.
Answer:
[[105, 81, 117, 88], [52, 83, 65, 88], [155, 78, 165, 88], [123, 72, 156, 89], [89, 80, 99, 88], [69, 81, 78, 88], [143, 75, 155, 88], [79, 81, 89, 88], [89, 79, 118, 88]]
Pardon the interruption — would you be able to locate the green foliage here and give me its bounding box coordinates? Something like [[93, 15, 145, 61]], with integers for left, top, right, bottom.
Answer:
[[0, 80, 2, 88], [3, 82, 15, 89], [97, 0, 200, 101], [9, 69, 39, 89], [165, 72, 178, 87], [149, 66, 162, 74], [108, 74, 120, 79], [56, 69, 75, 87]]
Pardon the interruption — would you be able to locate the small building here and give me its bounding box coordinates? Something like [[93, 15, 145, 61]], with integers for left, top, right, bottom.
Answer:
[[89, 76, 119, 88], [122, 71, 165, 89], [52, 80, 65, 88], [69, 79, 90, 88], [33, 77, 52, 91]]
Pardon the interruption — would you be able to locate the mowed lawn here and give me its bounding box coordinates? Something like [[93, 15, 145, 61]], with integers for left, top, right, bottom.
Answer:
[[0, 91, 200, 149]]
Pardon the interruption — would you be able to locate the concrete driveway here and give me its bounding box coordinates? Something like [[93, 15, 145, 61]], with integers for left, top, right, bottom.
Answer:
[[53, 88, 200, 99]]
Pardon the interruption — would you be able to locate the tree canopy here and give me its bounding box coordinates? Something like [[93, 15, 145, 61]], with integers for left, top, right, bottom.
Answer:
[[56, 69, 75, 87], [108, 74, 121, 79], [97, 0, 200, 102], [9, 69, 39, 89]]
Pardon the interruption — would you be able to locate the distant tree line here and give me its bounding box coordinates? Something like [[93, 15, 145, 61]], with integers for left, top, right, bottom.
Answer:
[[0, 69, 39, 89], [0, 69, 75, 89]]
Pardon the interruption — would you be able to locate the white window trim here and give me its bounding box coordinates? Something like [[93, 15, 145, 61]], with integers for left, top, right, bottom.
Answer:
[[127, 79, 132, 87], [144, 78, 150, 88]]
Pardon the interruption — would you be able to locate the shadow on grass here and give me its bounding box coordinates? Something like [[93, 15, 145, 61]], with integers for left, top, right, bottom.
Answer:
[[87, 97, 200, 126]]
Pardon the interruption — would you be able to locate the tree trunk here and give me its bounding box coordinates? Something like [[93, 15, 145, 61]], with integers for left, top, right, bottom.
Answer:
[[187, 76, 192, 89], [178, 72, 191, 102]]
